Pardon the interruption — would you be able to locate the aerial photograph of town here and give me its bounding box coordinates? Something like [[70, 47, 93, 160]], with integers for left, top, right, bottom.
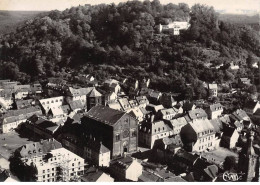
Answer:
[[0, 0, 259, 182]]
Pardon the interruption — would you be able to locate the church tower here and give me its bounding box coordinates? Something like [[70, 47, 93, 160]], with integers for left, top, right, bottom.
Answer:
[[238, 131, 258, 182]]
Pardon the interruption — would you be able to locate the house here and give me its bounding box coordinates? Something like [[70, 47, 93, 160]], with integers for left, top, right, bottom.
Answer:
[[220, 126, 239, 149], [135, 96, 149, 108], [38, 96, 65, 114], [14, 139, 84, 182], [0, 90, 13, 109], [181, 101, 196, 113], [31, 83, 43, 94], [15, 99, 34, 109], [165, 117, 188, 135], [87, 88, 102, 110], [229, 109, 250, 132], [157, 108, 177, 120], [14, 89, 29, 100], [83, 139, 111, 167], [81, 167, 114, 182], [25, 116, 60, 139], [129, 107, 144, 122], [180, 119, 215, 152], [68, 100, 85, 113], [81, 105, 138, 158], [159, 93, 177, 108], [139, 120, 173, 148], [0, 106, 42, 133], [148, 91, 162, 104], [159, 21, 190, 35], [104, 92, 117, 105], [239, 78, 251, 86], [47, 105, 70, 122], [66, 87, 94, 106], [146, 104, 164, 114], [208, 84, 218, 97], [185, 108, 208, 123], [107, 101, 123, 111], [230, 61, 239, 70], [129, 99, 139, 109], [210, 118, 223, 147], [244, 100, 260, 115], [109, 83, 121, 94], [118, 98, 131, 112], [109, 156, 143, 181], [152, 136, 183, 162], [206, 103, 223, 119]]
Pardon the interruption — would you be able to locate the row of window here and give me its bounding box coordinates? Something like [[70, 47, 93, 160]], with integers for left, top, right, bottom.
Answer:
[[41, 99, 63, 105], [199, 135, 214, 143], [198, 130, 213, 137], [115, 130, 136, 141], [154, 127, 165, 133], [198, 142, 213, 150]]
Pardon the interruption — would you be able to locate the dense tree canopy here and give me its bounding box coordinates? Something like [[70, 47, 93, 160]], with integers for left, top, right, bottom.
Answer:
[[0, 0, 259, 99]]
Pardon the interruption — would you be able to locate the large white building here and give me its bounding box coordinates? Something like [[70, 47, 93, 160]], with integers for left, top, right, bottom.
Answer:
[[16, 139, 85, 182], [159, 21, 190, 35]]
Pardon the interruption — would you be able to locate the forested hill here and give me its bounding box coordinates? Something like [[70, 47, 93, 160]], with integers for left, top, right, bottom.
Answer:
[[0, 0, 260, 100]]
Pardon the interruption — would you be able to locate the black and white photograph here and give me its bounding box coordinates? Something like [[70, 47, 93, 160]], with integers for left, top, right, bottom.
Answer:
[[0, 0, 259, 182]]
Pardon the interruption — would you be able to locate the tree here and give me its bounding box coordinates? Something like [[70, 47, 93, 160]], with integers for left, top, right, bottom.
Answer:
[[223, 156, 237, 171]]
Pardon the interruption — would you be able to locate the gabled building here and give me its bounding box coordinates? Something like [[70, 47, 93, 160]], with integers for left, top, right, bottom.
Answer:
[[81, 167, 114, 182], [129, 107, 144, 122], [159, 93, 177, 108], [157, 108, 177, 120], [208, 84, 218, 97], [220, 126, 239, 149], [185, 108, 208, 123], [180, 119, 215, 152], [139, 120, 173, 148], [107, 101, 123, 111], [135, 96, 149, 108], [38, 96, 65, 114], [148, 91, 162, 105], [118, 98, 131, 112], [0, 106, 42, 133], [83, 139, 111, 167], [109, 156, 143, 181], [206, 103, 223, 119], [14, 139, 84, 182], [81, 105, 138, 158], [146, 104, 164, 114], [165, 117, 188, 135]]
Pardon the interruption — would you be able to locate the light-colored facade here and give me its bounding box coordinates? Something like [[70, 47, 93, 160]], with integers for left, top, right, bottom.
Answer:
[[30, 148, 84, 182], [39, 96, 65, 114], [206, 103, 223, 119]]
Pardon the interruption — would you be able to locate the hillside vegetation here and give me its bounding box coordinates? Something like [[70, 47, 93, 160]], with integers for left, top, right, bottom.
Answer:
[[0, 0, 260, 100], [0, 11, 45, 35]]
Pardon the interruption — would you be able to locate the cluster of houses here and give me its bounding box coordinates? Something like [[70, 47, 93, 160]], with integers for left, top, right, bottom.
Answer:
[[0, 77, 259, 182]]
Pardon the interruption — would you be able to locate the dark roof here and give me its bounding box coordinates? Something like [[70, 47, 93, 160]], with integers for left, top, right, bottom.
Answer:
[[18, 139, 62, 158], [85, 105, 126, 126], [80, 167, 105, 182], [138, 171, 161, 182], [173, 149, 198, 166], [222, 126, 236, 137], [165, 176, 187, 182], [110, 156, 134, 170], [204, 165, 218, 180], [16, 99, 33, 109], [244, 100, 259, 110]]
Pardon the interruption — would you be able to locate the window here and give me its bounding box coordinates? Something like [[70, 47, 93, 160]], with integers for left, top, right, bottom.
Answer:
[[52, 173, 54, 176], [43, 175, 45, 178], [52, 168, 54, 171], [116, 134, 120, 141], [47, 174, 50, 177], [132, 130, 137, 137], [72, 163, 74, 166], [43, 170, 45, 173], [72, 168, 74, 172], [47, 169, 50, 172], [154, 129, 156, 133]]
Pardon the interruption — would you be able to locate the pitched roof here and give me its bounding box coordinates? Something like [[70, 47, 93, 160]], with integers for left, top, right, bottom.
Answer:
[[189, 119, 214, 134], [110, 156, 134, 170], [85, 139, 110, 154], [167, 117, 188, 128], [188, 108, 208, 120], [80, 167, 106, 182], [88, 88, 102, 97], [210, 118, 223, 132], [204, 165, 218, 180], [17, 139, 62, 158], [165, 176, 187, 182], [138, 170, 161, 182], [208, 84, 217, 89], [147, 104, 164, 113], [107, 101, 122, 111], [85, 105, 126, 126], [129, 100, 139, 108], [209, 103, 223, 112], [68, 100, 85, 110], [160, 108, 177, 116], [15, 99, 33, 109], [231, 109, 250, 121], [68, 87, 94, 96], [140, 120, 172, 135], [136, 96, 149, 105]]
